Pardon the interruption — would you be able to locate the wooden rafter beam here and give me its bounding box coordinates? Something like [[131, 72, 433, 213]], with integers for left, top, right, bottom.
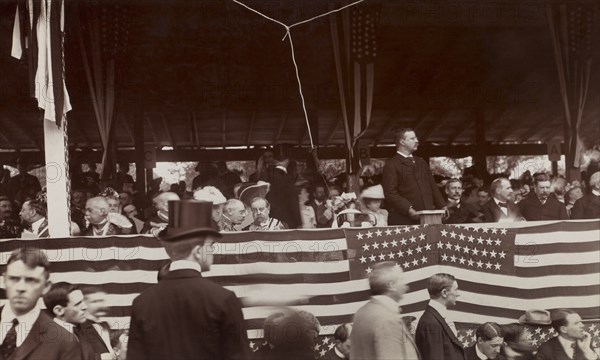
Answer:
[[161, 113, 175, 148], [0, 117, 20, 150], [519, 113, 548, 142], [190, 112, 199, 147], [120, 114, 136, 146], [494, 110, 522, 143], [273, 112, 287, 144], [222, 112, 227, 149], [372, 112, 397, 145], [11, 113, 42, 151], [297, 127, 307, 145], [69, 116, 93, 148], [421, 111, 449, 142], [325, 116, 342, 146], [411, 112, 429, 131], [447, 120, 474, 144], [145, 113, 159, 145], [246, 112, 256, 147]]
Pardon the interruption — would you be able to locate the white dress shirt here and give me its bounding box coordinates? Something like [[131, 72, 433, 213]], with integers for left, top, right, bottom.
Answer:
[[0, 306, 41, 347], [31, 217, 46, 234]]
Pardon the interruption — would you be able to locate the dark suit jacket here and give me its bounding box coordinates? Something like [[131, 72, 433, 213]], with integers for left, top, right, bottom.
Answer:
[[75, 320, 110, 360], [351, 298, 420, 360], [480, 199, 524, 223], [534, 336, 592, 360], [445, 201, 481, 224], [570, 193, 600, 219], [382, 154, 445, 225], [320, 348, 344, 360], [82, 223, 122, 237], [266, 168, 300, 229], [0, 307, 82, 360], [519, 194, 568, 221], [128, 269, 249, 360], [415, 305, 465, 360]]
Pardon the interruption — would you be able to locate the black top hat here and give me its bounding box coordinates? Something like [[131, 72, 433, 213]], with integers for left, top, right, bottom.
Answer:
[[159, 200, 221, 242]]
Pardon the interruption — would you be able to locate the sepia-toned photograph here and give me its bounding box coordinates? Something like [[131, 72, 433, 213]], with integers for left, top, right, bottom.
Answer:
[[0, 1, 599, 359]]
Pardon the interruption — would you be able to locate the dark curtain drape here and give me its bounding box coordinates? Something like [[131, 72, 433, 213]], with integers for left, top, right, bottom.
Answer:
[[546, 3, 597, 180], [76, 1, 130, 179]]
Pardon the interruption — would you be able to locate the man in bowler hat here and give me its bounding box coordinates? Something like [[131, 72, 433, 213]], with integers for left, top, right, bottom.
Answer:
[[128, 200, 249, 360]]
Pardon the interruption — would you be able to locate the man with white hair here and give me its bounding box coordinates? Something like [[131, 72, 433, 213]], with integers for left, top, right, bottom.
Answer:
[[193, 186, 227, 230], [83, 197, 123, 236], [351, 262, 419, 360], [571, 171, 600, 219], [219, 199, 246, 232], [142, 192, 180, 236]]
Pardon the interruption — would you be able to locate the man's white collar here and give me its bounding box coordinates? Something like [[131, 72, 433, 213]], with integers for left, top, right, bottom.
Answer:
[[169, 260, 202, 273], [275, 165, 287, 173], [334, 346, 347, 359], [428, 299, 449, 319], [53, 318, 76, 334]]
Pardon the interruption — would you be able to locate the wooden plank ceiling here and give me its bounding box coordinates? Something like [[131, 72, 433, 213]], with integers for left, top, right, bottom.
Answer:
[[0, 0, 598, 152]]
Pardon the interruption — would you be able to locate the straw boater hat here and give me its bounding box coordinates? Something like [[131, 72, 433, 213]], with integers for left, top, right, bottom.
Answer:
[[237, 181, 270, 207], [518, 309, 551, 325], [193, 186, 227, 205], [360, 185, 385, 200], [158, 200, 221, 242]]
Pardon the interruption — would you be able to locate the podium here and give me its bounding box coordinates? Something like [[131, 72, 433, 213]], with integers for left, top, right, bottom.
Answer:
[[415, 210, 446, 225]]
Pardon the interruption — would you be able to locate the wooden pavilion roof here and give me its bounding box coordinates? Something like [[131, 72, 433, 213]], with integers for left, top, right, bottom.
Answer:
[[0, 0, 599, 155]]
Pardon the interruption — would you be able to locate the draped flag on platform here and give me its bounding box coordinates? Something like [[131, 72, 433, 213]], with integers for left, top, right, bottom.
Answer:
[[11, 0, 72, 126], [330, 1, 381, 171], [1, 221, 599, 342]]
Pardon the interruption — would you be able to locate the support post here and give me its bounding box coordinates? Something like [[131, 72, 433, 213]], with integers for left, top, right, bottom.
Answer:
[[43, 116, 71, 237], [473, 109, 487, 180], [134, 113, 146, 193]]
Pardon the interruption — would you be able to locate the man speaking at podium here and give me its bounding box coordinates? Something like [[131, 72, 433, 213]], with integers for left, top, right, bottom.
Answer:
[[383, 128, 446, 225]]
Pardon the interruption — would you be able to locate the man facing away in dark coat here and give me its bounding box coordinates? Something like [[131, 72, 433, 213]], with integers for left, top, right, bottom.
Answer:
[[265, 155, 301, 229], [128, 200, 249, 360], [415, 273, 465, 360], [382, 128, 446, 225]]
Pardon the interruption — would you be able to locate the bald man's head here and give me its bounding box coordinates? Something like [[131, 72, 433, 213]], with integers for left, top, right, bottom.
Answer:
[[152, 192, 180, 213], [85, 197, 109, 225]]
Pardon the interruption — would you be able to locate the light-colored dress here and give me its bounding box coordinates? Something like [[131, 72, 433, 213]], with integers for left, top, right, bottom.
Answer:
[[364, 208, 389, 227], [300, 204, 316, 229]]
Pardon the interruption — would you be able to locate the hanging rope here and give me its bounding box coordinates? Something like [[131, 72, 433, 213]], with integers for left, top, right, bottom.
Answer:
[[231, 0, 365, 150]]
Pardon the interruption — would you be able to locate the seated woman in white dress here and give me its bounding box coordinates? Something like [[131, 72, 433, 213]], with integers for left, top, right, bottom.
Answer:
[[360, 185, 388, 227]]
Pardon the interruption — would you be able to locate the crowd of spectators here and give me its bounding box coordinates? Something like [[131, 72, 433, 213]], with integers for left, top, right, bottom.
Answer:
[[1, 139, 599, 239]]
